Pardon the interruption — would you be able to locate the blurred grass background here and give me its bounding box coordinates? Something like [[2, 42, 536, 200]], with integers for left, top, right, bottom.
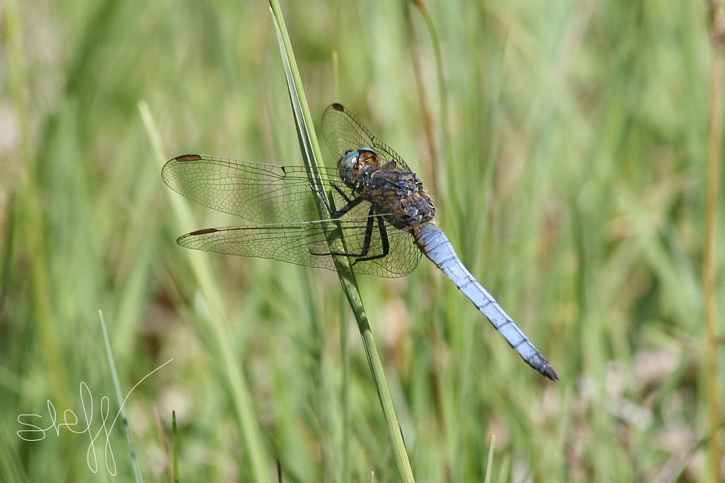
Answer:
[[1, 0, 723, 481]]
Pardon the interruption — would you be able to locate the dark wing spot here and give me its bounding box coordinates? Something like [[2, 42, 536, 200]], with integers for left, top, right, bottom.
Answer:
[[188, 228, 218, 235], [175, 154, 202, 162]]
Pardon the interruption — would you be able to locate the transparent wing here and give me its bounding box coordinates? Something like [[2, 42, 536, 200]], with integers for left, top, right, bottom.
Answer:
[[162, 154, 422, 277], [177, 217, 422, 278], [321, 103, 412, 172], [162, 154, 353, 224]]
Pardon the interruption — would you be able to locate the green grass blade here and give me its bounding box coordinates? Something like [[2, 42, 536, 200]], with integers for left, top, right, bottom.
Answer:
[[410, 0, 451, 190], [5, 0, 69, 409], [269, 2, 415, 481], [172, 411, 179, 483], [140, 101, 270, 483], [703, 4, 724, 480], [484, 435, 495, 483], [98, 310, 143, 482]]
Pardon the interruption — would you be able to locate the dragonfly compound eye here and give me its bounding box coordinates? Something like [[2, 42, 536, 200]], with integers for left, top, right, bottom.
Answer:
[[338, 150, 361, 183]]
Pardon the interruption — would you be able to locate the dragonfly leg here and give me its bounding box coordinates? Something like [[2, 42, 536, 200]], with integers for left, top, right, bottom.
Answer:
[[328, 184, 366, 218], [309, 182, 362, 218], [329, 182, 354, 204], [351, 214, 390, 264], [309, 205, 390, 264]]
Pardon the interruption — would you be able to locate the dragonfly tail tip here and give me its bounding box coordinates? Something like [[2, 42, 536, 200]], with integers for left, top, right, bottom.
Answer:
[[541, 364, 559, 382]]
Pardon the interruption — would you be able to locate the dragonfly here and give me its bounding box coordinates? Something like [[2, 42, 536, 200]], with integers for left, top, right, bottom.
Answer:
[[162, 103, 558, 381]]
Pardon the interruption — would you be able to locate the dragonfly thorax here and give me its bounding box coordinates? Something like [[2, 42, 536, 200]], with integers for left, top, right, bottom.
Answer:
[[338, 148, 379, 185]]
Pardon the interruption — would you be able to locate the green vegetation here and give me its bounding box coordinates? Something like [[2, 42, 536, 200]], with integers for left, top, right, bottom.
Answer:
[[1, 0, 722, 481]]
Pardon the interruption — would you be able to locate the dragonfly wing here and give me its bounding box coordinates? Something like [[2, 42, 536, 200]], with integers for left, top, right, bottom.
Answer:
[[321, 104, 412, 172], [162, 154, 344, 224], [178, 217, 421, 278], [178, 222, 337, 271]]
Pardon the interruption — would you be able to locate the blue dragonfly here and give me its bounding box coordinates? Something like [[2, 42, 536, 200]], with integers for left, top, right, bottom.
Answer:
[[162, 103, 558, 380]]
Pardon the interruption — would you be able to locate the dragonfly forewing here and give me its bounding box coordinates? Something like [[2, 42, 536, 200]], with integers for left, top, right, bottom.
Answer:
[[162, 154, 338, 224]]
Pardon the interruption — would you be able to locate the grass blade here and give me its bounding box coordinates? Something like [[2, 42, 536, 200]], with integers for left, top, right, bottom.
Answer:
[[269, 2, 416, 481], [98, 310, 143, 482], [172, 411, 179, 483], [703, 3, 724, 481], [484, 435, 495, 483], [140, 102, 270, 483]]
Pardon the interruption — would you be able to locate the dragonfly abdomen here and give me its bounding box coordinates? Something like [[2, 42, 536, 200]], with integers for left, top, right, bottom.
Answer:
[[416, 225, 558, 381]]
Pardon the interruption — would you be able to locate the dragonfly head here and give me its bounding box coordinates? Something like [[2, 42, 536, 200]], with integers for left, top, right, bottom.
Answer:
[[338, 148, 379, 184]]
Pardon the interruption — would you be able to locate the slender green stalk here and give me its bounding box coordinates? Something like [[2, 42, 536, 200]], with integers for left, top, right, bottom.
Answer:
[[172, 411, 179, 483], [269, 1, 415, 481], [410, 0, 451, 191], [99, 310, 144, 482], [330, 52, 351, 483], [339, 293, 350, 483], [5, 0, 69, 408], [484, 435, 495, 483], [704, 2, 724, 481], [140, 102, 270, 483]]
